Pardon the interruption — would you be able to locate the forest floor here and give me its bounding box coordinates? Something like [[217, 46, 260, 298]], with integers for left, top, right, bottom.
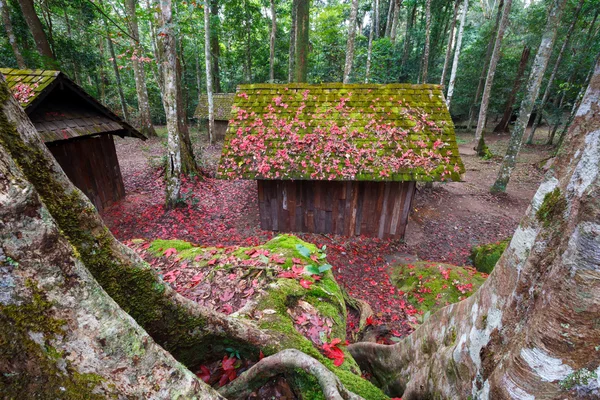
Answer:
[[104, 124, 553, 338]]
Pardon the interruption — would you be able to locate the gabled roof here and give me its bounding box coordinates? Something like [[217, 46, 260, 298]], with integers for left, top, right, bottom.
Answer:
[[194, 93, 235, 120], [0, 68, 145, 142], [217, 83, 464, 182]]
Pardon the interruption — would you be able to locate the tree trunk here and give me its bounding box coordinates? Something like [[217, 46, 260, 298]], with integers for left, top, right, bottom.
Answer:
[[439, 0, 459, 86], [365, 5, 375, 83], [384, 0, 394, 38], [445, 0, 468, 106], [374, 0, 380, 38], [175, 51, 198, 176], [210, 0, 221, 93], [0, 0, 26, 68], [493, 45, 531, 134], [350, 56, 600, 399], [466, 0, 503, 131], [125, 0, 156, 137], [420, 0, 432, 83], [294, 0, 309, 83], [105, 27, 130, 121], [343, 0, 359, 83], [491, 0, 567, 193], [288, 0, 297, 82], [269, 0, 276, 82], [98, 36, 106, 103], [204, 0, 215, 144], [390, 0, 402, 44], [243, 0, 252, 83], [527, 0, 584, 144], [400, 3, 416, 75], [17, 0, 55, 67], [473, 0, 511, 155]]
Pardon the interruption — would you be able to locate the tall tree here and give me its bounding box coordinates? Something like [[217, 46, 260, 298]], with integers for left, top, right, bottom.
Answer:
[[365, 6, 375, 82], [17, 0, 55, 67], [158, 0, 181, 207], [384, 0, 394, 37], [294, 0, 309, 82], [445, 0, 468, 106], [104, 25, 130, 121], [343, 0, 359, 83], [492, 0, 567, 192], [210, 0, 221, 92], [124, 0, 156, 137], [288, 0, 297, 82], [374, 0, 380, 38], [390, 0, 402, 43], [493, 44, 531, 133], [269, 0, 276, 82], [527, 0, 584, 144], [439, 0, 459, 86], [349, 56, 600, 398], [400, 3, 417, 74], [204, 0, 215, 144], [420, 0, 432, 83], [0, 0, 26, 68]]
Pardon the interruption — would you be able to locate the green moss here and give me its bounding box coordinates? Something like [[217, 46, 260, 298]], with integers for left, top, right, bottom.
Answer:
[[559, 368, 598, 390], [0, 280, 107, 398], [390, 262, 487, 317], [536, 188, 567, 228], [470, 238, 510, 274]]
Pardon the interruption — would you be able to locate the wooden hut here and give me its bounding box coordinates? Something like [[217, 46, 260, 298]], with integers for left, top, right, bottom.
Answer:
[[1, 68, 145, 211], [218, 83, 464, 239], [194, 93, 235, 140]]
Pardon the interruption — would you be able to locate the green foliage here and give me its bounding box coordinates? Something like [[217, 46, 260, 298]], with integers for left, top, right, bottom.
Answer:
[[559, 368, 598, 390], [470, 238, 510, 274]]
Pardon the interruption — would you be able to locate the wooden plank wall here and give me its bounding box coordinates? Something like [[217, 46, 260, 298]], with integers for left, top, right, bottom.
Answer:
[[257, 180, 416, 239], [205, 120, 229, 141], [48, 134, 126, 211]]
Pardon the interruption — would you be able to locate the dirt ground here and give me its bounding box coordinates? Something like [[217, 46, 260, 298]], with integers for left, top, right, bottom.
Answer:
[[103, 125, 553, 335]]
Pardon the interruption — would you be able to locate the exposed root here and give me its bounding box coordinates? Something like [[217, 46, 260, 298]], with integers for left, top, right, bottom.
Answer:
[[218, 349, 365, 400]]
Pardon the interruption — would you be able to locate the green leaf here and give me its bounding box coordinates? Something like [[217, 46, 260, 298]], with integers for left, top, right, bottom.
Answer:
[[321, 245, 327, 251], [318, 263, 332, 273], [390, 336, 402, 343], [319, 253, 327, 259], [305, 265, 320, 275], [258, 254, 269, 264], [296, 244, 312, 258]]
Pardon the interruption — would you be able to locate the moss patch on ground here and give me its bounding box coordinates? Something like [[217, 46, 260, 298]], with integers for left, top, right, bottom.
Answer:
[[390, 261, 487, 320], [470, 238, 510, 274]]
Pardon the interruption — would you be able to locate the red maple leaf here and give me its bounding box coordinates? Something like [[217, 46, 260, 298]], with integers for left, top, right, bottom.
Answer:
[[196, 365, 211, 383], [299, 279, 313, 289], [163, 248, 177, 257], [322, 338, 345, 367]]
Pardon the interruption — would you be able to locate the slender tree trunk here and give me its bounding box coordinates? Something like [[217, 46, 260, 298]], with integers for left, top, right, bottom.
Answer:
[[365, 6, 375, 83], [294, 0, 309, 83], [400, 3, 416, 74], [350, 57, 600, 398], [473, 0, 512, 155], [269, 0, 276, 82], [175, 47, 197, 175], [446, 0, 468, 106], [99, 37, 106, 103], [527, 0, 584, 144], [343, 0, 359, 83], [374, 0, 380, 38], [17, 0, 55, 67], [420, 0, 432, 83], [244, 0, 252, 83], [390, 0, 402, 43], [466, 0, 502, 131], [384, 0, 394, 37], [493, 44, 531, 133], [204, 0, 215, 144], [210, 0, 221, 93], [105, 29, 130, 121], [125, 0, 156, 137], [0, 0, 26, 68], [492, 0, 567, 193], [439, 0, 459, 86], [288, 0, 297, 82], [62, 9, 81, 85]]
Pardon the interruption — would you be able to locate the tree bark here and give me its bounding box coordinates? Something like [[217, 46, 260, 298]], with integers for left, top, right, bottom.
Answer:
[[288, 0, 297, 82], [390, 0, 401, 44], [175, 50, 198, 176], [439, 0, 459, 86], [343, 0, 359, 83], [204, 0, 215, 144], [374, 0, 380, 38], [466, 0, 503, 131], [420, 0, 432, 83], [243, 0, 252, 83], [445, 0, 468, 106], [493, 44, 531, 134], [350, 56, 600, 398], [17, 0, 55, 67], [365, 5, 375, 83], [269, 0, 276, 82], [125, 0, 156, 137], [473, 0, 512, 156], [384, 0, 394, 38], [491, 0, 567, 193], [0, 0, 26, 68], [105, 27, 130, 122], [294, 0, 309, 83], [210, 0, 221, 93], [527, 0, 584, 144], [400, 3, 416, 74]]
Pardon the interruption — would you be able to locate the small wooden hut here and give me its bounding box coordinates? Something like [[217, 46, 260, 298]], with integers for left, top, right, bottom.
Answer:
[[218, 83, 464, 239], [1, 68, 145, 211], [194, 93, 235, 140]]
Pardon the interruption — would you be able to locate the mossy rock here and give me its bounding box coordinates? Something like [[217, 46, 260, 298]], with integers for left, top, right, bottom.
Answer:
[[470, 238, 510, 274], [389, 261, 487, 320]]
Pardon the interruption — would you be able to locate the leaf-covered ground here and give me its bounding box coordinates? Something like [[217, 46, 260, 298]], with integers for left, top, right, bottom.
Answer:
[[103, 127, 552, 339]]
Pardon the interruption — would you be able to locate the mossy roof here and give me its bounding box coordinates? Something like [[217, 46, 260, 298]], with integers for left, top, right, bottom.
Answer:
[[194, 93, 235, 120], [218, 83, 465, 182], [0, 68, 145, 142]]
